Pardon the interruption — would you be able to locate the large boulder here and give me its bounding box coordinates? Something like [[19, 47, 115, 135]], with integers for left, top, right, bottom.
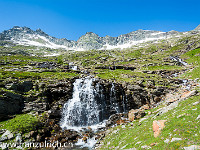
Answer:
[[153, 120, 166, 138], [106, 113, 128, 127], [128, 109, 145, 121], [0, 92, 24, 120]]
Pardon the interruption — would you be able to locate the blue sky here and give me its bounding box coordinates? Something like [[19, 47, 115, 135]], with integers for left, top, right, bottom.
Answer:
[[0, 0, 200, 40]]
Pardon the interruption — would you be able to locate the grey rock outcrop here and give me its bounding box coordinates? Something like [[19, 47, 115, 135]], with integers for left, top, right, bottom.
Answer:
[[7, 81, 33, 92], [0, 92, 24, 120]]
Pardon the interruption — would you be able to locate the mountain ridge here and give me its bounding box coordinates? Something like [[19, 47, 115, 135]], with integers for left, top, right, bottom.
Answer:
[[0, 25, 199, 50]]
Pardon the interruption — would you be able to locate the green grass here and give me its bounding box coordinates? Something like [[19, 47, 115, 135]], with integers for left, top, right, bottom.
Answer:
[[181, 48, 200, 80], [182, 48, 200, 58], [142, 65, 183, 71], [125, 50, 142, 58], [182, 48, 200, 66], [0, 71, 78, 80], [181, 66, 200, 80], [95, 69, 173, 87], [95, 69, 160, 83], [99, 93, 200, 150], [0, 114, 39, 133], [0, 55, 55, 63]]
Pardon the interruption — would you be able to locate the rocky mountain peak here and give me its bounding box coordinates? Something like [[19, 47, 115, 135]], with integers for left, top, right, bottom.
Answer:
[[85, 32, 98, 35], [82, 32, 99, 38], [36, 28, 44, 33], [35, 28, 48, 36], [78, 32, 100, 42], [12, 26, 21, 29], [11, 26, 32, 32]]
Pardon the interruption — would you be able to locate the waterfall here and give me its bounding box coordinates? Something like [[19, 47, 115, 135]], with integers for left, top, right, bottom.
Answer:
[[110, 83, 120, 113], [60, 77, 101, 129], [60, 77, 128, 149], [60, 77, 128, 131], [121, 87, 128, 113]]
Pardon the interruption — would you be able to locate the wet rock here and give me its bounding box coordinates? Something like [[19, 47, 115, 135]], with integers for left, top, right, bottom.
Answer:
[[116, 120, 126, 125], [65, 130, 80, 142], [82, 136, 87, 142], [128, 109, 145, 121], [48, 109, 61, 119], [153, 120, 166, 138]]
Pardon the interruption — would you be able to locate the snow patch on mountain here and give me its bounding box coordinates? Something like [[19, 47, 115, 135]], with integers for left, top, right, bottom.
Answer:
[[12, 34, 70, 49], [101, 36, 167, 50]]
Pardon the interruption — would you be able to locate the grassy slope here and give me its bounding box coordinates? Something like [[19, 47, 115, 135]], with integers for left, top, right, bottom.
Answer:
[[98, 47, 200, 150], [0, 114, 39, 134], [98, 93, 200, 150], [181, 48, 200, 80]]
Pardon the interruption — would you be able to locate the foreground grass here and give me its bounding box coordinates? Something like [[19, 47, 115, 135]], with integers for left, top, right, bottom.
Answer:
[[0, 114, 39, 134], [99, 93, 200, 150]]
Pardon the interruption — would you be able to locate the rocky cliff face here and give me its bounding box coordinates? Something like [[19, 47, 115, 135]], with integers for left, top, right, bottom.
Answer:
[[1, 25, 195, 50]]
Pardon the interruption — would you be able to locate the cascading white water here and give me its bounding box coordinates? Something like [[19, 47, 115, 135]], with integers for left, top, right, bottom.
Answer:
[[110, 83, 120, 113], [170, 56, 188, 66], [60, 77, 128, 149], [60, 77, 101, 129]]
